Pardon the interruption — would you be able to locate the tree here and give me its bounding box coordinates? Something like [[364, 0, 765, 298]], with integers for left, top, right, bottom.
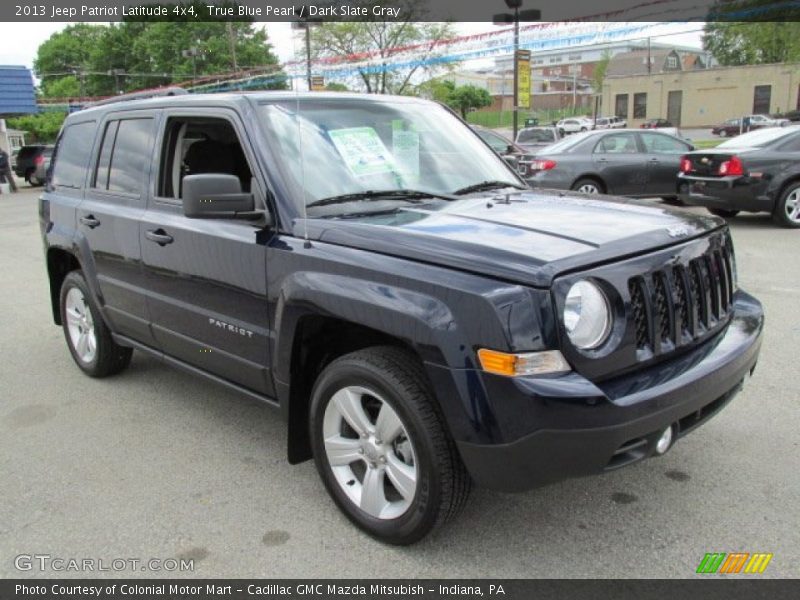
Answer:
[[312, 1, 455, 94], [6, 112, 67, 143], [592, 49, 612, 95], [324, 82, 350, 91], [703, 2, 800, 66], [34, 12, 286, 98], [446, 84, 492, 119]]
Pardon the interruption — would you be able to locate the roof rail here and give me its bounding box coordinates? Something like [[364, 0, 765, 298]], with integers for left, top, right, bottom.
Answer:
[[85, 87, 189, 108]]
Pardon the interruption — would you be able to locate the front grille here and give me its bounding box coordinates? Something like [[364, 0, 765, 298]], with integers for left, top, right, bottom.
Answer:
[[628, 244, 734, 358]]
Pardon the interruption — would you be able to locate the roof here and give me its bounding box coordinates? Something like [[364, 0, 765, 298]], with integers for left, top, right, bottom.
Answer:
[[0, 66, 38, 115], [606, 49, 684, 78]]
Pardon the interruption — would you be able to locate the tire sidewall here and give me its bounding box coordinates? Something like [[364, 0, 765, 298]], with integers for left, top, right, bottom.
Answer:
[[59, 272, 101, 374], [776, 184, 800, 228], [573, 178, 602, 194], [309, 359, 442, 544]]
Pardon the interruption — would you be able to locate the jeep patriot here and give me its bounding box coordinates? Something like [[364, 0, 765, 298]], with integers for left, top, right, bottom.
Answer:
[[40, 90, 763, 544]]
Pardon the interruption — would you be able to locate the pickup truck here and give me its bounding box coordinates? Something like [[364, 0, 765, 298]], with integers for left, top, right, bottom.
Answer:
[[40, 90, 763, 544]]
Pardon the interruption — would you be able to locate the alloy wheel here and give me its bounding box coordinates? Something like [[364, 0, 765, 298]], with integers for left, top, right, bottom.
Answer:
[[784, 188, 800, 224], [65, 287, 97, 364], [577, 183, 600, 194], [322, 385, 417, 520]]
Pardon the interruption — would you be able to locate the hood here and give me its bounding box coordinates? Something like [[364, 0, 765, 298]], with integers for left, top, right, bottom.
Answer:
[[297, 189, 723, 288]]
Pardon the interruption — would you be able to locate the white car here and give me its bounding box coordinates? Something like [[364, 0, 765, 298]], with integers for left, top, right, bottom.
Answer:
[[556, 117, 593, 134], [747, 114, 790, 128]]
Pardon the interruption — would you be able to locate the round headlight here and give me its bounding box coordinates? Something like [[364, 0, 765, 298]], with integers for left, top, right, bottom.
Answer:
[[563, 280, 612, 349]]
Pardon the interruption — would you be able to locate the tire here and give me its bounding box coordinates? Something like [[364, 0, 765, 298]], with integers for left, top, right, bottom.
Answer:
[[571, 178, 604, 195], [59, 270, 133, 377], [718, 130, 728, 138], [773, 182, 800, 228], [309, 346, 471, 545], [580, 127, 588, 132], [708, 208, 739, 219], [29, 173, 43, 186]]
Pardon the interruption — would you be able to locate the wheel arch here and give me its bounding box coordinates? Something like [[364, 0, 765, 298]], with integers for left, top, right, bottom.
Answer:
[[773, 174, 800, 210], [571, 174, 607, 193], [46, 247, 82, 325]]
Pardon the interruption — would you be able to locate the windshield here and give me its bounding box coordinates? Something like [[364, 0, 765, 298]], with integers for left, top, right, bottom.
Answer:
[[518, 128, 555, 143], [257, 98, 520, 215], [717, 126, 800, 148]]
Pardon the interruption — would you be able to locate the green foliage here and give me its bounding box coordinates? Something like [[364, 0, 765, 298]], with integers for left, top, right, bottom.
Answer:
[[34, 11, 285, 98], [312, 1, 455, 94], [704, 5, 800, 67], [446, 85, 492, 118], [592, 50, 612, 94], [7, 112, 67, 143], [324, 82, 350, 92]]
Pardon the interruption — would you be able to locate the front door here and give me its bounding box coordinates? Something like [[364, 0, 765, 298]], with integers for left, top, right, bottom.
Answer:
[[139, 110, 274, 396], [667, 90, 682, 127]]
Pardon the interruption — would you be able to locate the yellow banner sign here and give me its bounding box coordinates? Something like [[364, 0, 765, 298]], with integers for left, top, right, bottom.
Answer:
[[516, 50, 531, 109]]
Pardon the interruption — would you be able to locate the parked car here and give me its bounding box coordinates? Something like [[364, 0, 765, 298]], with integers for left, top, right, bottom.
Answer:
[[472, 126, 535, 179], [711, 119, 744, 137], [514, 126, 563, 151], [13, 144, 54, 186], [41, 90, 763, 544], [776, 109, 800, 122], [746, 114, 788, 128], [527, 129, 694, 198], [678, 125, 800, 227], [608, 116, 627, 129], [556, 117, 593, 135], [641, 118, 673, 129], [592, 117, 614, 130]]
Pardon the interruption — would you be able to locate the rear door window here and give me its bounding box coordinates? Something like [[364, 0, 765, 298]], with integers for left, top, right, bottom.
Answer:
[[52, 121, 96, 189]]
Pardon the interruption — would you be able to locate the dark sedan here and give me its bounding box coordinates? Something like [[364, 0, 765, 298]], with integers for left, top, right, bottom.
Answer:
[[527, 129, 694, 198], [641, 118, 673, 129], [678, 125, 800, 227]]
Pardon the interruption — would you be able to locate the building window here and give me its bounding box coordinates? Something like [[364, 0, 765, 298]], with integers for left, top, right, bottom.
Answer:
[[666, 55, 678, 69], [753, 85, 772, 114], [568, 54, 582, 61], [615, 94, 629, 119], [633, 93, 647, 118]]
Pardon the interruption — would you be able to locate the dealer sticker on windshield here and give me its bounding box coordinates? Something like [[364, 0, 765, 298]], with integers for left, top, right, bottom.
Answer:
[[328, 127, 397, 177]]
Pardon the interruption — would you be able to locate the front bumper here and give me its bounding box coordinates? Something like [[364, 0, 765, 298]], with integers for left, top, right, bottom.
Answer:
[[456, 292, 763, 492], [677, 174, 773, 213]]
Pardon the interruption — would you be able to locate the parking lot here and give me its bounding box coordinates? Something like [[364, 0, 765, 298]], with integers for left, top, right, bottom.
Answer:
[[1, 185, 798, 578]]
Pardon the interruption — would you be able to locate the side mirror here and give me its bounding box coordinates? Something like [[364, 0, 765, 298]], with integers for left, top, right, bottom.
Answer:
[[182, 174, 258, 219]]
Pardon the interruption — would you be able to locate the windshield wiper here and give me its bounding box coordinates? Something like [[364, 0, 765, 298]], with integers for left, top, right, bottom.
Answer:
[[307, 189, 457, 209], [453, 180, 528, 195]]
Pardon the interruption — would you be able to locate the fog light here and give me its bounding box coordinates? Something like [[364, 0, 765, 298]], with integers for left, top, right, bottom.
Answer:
[[655, 425, 674, 455]]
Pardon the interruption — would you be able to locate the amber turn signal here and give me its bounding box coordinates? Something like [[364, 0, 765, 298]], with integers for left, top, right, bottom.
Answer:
[[477, 348, 571, 377]]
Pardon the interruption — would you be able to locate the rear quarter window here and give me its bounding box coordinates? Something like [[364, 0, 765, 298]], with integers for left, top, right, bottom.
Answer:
[[52, 121, 97, 189]]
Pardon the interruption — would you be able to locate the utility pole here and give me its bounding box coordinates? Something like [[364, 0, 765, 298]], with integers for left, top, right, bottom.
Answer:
[[226, 22, 239, 73], [182, 47, 200, 87], [292, 19, 321, 91], [647, 37, 652, 75], [493, 1, 541, 141]]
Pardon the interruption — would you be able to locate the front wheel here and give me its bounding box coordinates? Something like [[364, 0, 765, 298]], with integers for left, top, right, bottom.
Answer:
[[774, 183, 800, 228], [708, 208, 739, 219], [310, 346, 470, 545], [718, 130, 728, 138], [60, 271, 133, 377]]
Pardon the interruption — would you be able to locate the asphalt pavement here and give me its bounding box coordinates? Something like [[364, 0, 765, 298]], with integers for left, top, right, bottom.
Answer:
[[1, 186, 798, 578]]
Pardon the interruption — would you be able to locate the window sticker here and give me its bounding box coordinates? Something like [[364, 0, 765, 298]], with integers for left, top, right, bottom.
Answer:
[[392, 120, 420, 183], [328, 127, 397, 177]]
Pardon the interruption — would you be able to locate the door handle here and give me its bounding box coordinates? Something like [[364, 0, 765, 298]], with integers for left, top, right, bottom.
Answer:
[[145, 229, 174, 246], [649, 157, 660, 163], [79, 215, 101, 229], [596, 158, 608, 163]]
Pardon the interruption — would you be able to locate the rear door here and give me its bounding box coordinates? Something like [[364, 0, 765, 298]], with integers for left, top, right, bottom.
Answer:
[[591, 131, 648, 195], [139, 108, 274, 396], [639, 132, 693, 196], [78, 111, 159, 345]]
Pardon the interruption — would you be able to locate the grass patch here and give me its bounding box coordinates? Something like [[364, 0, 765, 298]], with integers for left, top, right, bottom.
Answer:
[[692, 139, 723, 149]]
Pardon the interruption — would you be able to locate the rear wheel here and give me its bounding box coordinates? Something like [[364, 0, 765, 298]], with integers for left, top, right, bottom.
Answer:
[[708, 208, 739, 219], [773, 183, 800, 228], [571, 178, 604, 195], [719, 130, 728, 138], [309, 346, 470, 545], [59, 271, 133, 377]]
